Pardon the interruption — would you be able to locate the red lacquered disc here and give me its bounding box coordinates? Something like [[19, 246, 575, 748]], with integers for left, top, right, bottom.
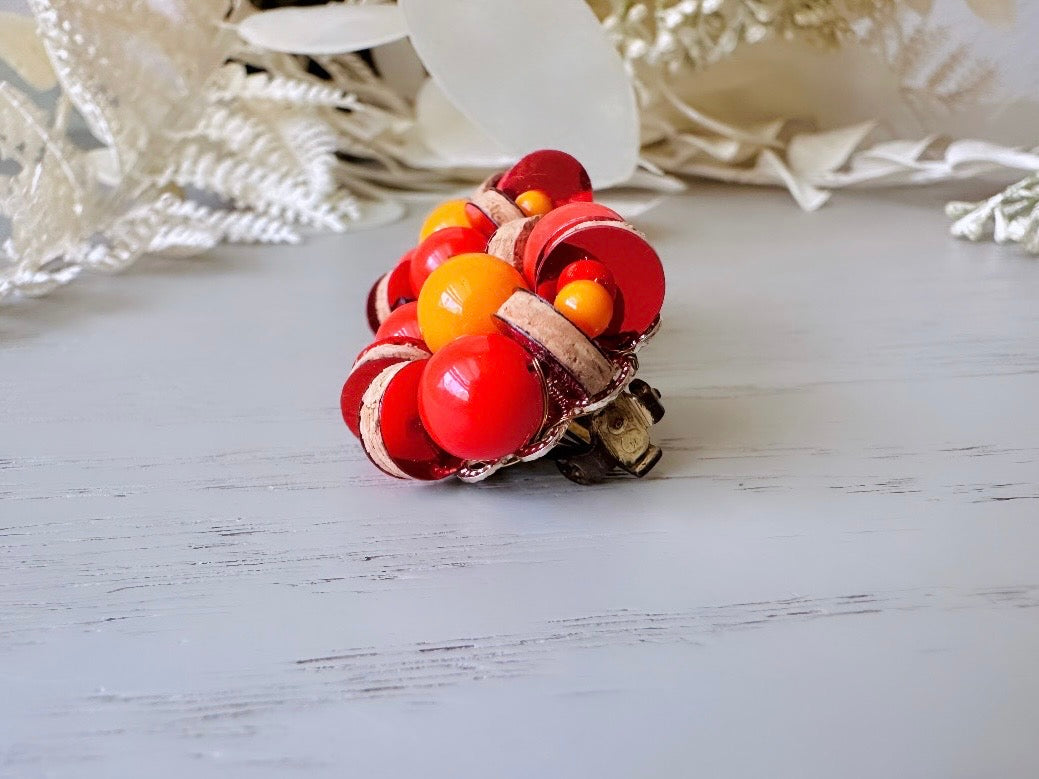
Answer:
[[464, 202, 498, 238], [522, 202, 623, 284], [377, 360, 462, 480], [366, 252, 416, 332], [341, 337, 430, 438], [540, 222, 665, 345], [365, 274, 386, 332], [497, 150, 593, 207]]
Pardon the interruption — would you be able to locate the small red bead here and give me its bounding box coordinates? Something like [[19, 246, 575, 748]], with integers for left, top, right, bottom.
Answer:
[[557, 258, 617, 299], [378, 360, 461, 480], [375, 301, 423, 343], [419, 334, 546, 462], [410, 226, 487, 294]]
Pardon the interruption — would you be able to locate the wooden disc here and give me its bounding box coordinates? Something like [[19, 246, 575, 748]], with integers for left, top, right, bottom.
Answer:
[[495, 289, 615, 403], [470, 189, 524, 229], [486, 216, 539, 272]]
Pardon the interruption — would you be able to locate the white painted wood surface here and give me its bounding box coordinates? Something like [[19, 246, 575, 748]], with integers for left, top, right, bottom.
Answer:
[[2, 185, 1038, 778]]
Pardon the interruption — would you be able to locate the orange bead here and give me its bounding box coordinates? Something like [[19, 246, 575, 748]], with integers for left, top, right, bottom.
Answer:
[[419, 199, 473, 241], [554, 280, 614, 338], [515, 189, 553, 217], [418, 253, 529, 352]]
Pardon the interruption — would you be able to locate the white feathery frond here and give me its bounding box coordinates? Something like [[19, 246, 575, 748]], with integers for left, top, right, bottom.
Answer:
[[154, 193, 303, 245], [208, 62, 359, 109], [947, 173, 1039, 256]]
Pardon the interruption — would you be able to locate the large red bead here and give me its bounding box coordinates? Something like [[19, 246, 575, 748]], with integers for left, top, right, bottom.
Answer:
[[410, 226, 487, 294], [375, 301, 424, 343], [418, 334, 546, 462]]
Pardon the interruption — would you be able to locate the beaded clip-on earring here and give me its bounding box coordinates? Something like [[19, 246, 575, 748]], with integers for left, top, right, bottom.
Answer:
[[341, 150, 666, 484]]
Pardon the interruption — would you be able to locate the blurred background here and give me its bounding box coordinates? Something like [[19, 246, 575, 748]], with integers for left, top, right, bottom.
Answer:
[[1, 0, 1037, 302]]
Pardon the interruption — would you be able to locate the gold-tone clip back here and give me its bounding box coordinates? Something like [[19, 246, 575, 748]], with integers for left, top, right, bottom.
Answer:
[[553, 379, 665, 484]]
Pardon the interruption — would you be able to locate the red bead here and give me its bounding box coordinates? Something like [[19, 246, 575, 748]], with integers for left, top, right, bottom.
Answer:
[[536, 278, 557, 301], [557, 258, 617, 298], [375, 301, 423, 343], [410, 226, 487, 294], [419, 334, 546, 462], [376, 360, 461, 480]]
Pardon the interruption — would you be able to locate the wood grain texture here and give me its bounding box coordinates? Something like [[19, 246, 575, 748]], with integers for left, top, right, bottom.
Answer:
[[2, 184, 1038, 778]]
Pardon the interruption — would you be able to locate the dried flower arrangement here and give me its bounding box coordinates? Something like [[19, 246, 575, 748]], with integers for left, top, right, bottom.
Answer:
[[0, 1, 430, 301], [0, 0, 1035, 306]]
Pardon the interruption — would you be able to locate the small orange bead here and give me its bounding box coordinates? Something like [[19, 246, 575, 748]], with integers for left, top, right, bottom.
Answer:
[[554, 280, 614, 338], [515, 189, 553, 217], [419, 199, 473, 241], [418, 253, 529, 351]]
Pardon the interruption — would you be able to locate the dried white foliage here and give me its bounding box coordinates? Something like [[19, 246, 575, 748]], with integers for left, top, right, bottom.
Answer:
[[0, 0, 428, 303], [0, 11, 56, 90], [947, 172, 1039, 255], [592, 0, 899, 73], [1, 0, 1035, 309], [594, 0, 1034, 209]]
